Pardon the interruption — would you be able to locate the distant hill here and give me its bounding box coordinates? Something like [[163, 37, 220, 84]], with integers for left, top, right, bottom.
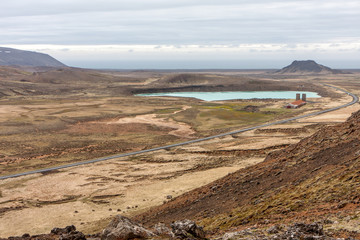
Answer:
[[276, 60, 344, 74], [0, 47, 66, 67]]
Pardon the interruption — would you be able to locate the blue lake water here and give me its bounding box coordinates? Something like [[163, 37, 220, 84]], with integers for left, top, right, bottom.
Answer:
[[136, 91, 321, 101]]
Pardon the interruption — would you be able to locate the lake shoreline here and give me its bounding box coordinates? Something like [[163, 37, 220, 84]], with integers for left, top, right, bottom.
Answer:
[[136, 91, 321, 101]]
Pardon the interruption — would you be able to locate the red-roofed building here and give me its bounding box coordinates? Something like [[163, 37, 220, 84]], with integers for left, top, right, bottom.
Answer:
[[285, 100, 306, 109]]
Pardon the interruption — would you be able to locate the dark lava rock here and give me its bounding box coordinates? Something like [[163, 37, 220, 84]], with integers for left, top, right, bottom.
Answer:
[[153, 222, 175, 238], [51, 225, 76, 235], [171, 219, 206, 239], [59, 232, 86, 240], [267, 225, 281, 234], [101, 215, 154, 240], [1, 226, 86, 240], [50, 225, 85, 240], [286, 222, 324, 236], [221, 222, 337, 240]]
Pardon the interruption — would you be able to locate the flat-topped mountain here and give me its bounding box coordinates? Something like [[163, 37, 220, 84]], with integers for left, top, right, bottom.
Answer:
[[276, 60, 344, 74], [0, 47, 66, 67]]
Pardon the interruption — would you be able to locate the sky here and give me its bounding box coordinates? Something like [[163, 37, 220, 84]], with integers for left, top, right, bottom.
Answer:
[[1, 0, 360, 69]]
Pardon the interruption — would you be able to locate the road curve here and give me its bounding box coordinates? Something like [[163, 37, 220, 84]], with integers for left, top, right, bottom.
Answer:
[[1, 84, 358, 180]]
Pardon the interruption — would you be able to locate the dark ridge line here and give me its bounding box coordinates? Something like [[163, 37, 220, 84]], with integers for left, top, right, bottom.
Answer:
[[1, 84, 358, 180]]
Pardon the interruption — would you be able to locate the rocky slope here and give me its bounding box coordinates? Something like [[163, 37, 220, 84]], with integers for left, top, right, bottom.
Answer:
[[134, 109, 360, 238], [0, 47, 66, 67], [276, 60, 344, 74]]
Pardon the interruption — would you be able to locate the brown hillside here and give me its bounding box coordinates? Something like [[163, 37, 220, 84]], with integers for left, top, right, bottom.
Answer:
[[0, 67, 145, 97], [133, 73, 330, 95], [134, 110, 360, 233]]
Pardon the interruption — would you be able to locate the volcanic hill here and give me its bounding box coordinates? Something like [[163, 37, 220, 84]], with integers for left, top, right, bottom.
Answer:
[[276, 60, 344, 74], [135, 109, 360, 238], [0, 47, 66, 67]]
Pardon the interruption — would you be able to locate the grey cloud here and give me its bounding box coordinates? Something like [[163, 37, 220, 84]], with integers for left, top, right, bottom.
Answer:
[[0, 0, 359, 46], [0, 0, 265, 17]]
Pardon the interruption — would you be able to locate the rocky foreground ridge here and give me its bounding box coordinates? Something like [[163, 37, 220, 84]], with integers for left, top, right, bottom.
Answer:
[[2, 110, 360, 239], [1, 217, 355, 240]]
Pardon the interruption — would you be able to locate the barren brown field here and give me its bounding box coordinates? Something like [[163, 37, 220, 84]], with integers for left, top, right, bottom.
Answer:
[[0, 67, 359, 237]]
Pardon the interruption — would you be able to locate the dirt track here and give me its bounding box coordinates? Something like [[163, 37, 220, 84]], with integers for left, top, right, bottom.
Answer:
[[107, 106, 195, 138]]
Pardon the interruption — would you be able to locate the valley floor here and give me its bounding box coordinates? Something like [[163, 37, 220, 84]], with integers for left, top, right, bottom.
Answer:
[[1, 86, 359, 237], [0, 68, 360, 238]]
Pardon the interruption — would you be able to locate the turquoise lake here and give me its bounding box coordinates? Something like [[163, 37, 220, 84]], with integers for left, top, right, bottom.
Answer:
[[136, 91, 321, 101]]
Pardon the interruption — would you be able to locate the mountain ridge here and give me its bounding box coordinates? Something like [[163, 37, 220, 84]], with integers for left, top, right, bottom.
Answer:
[[0, 47, 66, 67], [276, 60, 344, 74]]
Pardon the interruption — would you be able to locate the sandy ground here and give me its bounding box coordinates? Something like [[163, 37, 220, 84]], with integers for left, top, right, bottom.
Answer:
[[0, 155, 263, 236], [299, 104, 360, 123], [0, 105, 24, 115], [106, 106, 195, 138]]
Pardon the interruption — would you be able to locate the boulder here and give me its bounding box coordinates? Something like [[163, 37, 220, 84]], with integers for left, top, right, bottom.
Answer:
[[267, 225, 281, 234], [153, 223, 175, 238], [171, 219, 206, 239], [59, 232, 86, 240], [51, 225, 76, 235], [101, 215, 154, 240], [284, 222, 324, 239], [221, 229, 253, 240], [50, 225, 85, 240]]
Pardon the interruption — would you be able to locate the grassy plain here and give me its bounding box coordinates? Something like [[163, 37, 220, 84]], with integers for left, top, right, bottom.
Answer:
[[0, 94, 305, 176]]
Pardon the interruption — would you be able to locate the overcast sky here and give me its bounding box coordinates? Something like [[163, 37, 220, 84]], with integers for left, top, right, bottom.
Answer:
[[2, 0, 360, 69]]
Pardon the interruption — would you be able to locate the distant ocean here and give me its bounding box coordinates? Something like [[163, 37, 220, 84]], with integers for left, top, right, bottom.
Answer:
[[65, 59, 286, 70]]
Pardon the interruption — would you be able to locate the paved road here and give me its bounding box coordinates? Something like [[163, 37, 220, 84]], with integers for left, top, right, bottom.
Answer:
[[1, 84, 358, 180]]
